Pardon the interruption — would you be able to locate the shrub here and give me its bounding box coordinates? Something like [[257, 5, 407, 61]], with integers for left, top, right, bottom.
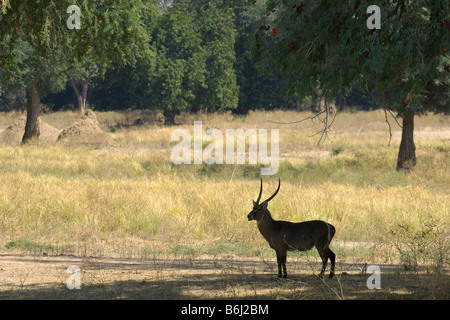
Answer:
[[389, 218, 449, 273], [331, 146, 343, 156]]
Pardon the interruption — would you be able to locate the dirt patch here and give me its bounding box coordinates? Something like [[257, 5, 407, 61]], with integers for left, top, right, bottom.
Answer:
[[0, 116, 61, 146], [57, 110, 116, 148], [0, 252, 447, 300]]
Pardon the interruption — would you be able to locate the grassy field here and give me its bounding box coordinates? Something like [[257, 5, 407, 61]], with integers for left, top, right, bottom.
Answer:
[[0, 109, 448, 299]]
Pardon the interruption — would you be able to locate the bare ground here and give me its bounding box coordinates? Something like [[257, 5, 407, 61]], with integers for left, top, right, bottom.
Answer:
[[0, 252, 448, 300]]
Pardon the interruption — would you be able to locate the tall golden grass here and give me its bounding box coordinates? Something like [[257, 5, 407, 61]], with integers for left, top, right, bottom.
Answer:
[[0, 110, 448, 267]]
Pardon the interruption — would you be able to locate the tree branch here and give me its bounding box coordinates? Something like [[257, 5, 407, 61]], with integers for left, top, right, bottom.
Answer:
[[68, 76, 81, 101], [315, 100, 339, 145], [388, 109, 402, 128], [269, 101, 339, 146], [384, 108, 393, 146], [268, 109, 327, 125], [18, 0, 44, 26]]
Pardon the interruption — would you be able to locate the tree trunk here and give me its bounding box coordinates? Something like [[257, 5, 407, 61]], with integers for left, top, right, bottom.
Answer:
[[396, 111, 416, 171], [311, 96, 325, 113], [80, 83, 88, 114], [22, 80, 41, 144], [79, 97, 86, 114], [163, 108, 179, 125], [69, 77, 88, 114], [74, 84, 87, 114], [337, 94, 347, 111]]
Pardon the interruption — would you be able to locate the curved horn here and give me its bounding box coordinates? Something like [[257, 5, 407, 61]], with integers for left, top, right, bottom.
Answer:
[[255, 177, 263, 204], [264, 178, 280, 203]]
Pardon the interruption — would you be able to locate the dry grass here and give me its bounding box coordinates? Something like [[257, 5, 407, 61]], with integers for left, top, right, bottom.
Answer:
[[0, 109, 448, 299]]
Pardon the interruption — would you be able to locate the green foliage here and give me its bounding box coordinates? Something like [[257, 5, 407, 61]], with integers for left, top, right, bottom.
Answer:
[[233, 0, 303, 112], [149, 0, 239, 112], [90, 0, 239, 112], [389, 218, 449, 273], [254, 0, 449, 116], [0, 37, 67, 104], [0, 0, 152, 94], [4, 0, 446, 116], [331, 146, 343, 156], [5, 238, 58, 252], [149, 5, 201, 111]]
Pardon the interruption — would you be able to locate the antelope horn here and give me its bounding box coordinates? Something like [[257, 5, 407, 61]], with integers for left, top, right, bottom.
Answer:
[[255, 177, 263, 204], [264, 178, 280, 203]]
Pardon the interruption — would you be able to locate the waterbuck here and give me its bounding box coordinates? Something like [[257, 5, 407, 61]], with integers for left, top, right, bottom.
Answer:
[[247, 178, 336, 279]]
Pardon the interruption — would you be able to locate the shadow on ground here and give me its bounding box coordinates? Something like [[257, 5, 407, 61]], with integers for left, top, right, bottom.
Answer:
[[0, 253, 448, 299]]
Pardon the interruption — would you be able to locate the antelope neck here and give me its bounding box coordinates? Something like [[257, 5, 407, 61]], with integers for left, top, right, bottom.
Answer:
[[257, 211, 265, 226], [257, 210, 273, 227]]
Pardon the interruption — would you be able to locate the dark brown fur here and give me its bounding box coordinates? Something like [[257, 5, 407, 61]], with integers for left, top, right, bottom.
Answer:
[[248, 179, 336, 279]]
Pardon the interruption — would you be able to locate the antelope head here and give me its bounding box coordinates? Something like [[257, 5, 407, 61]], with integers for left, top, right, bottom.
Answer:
[[247, 178, 280, 222]]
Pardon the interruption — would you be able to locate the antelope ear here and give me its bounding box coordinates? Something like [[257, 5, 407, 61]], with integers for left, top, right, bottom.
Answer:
[[252, 200, 256, 206], [261, 201, 268, 209]]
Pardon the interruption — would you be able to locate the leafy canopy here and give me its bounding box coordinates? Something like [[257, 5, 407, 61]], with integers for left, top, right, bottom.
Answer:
[[147, 0, 238, 111], [0, 0, 152, 83], [254, 0, 449, 115]]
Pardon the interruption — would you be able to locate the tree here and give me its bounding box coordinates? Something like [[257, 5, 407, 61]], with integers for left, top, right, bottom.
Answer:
[[146, 0, 238, 124], [254, 0, 449, 170], [90, 0, 302, 115], [189, 0, 239, 112], [0, 0, 152, 143], [233, 0, 306, 114], [0, 38, 35, 111], [67, 60, 99, 114], [88, 2, 160, 112], [90, 0, 236, 118]]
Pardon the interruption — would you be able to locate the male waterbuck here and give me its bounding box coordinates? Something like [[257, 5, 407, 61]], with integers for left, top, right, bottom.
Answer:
[[247, 178, 336, 279]]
